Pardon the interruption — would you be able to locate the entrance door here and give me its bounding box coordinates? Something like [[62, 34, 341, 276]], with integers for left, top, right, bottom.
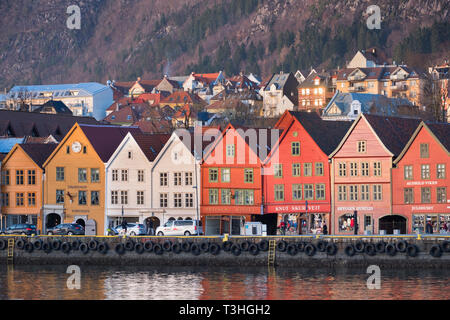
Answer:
[[85, 219, 96, 235], [252, 213, 277, 235], [76, 219, 86, 228], [379, 215, 406, 234], [46, 213, 61, 229]]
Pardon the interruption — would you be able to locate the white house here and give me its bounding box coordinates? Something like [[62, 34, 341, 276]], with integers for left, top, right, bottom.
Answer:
[[105, 132, 169, 234], [6, 82, 113, 120], [150, 129, 204, 229], [261, 72, 299, 117]]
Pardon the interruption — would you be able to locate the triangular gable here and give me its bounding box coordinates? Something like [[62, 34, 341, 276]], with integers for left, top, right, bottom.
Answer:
[[348, 68, 367, 78], [393, 122, 450, 165], [1, 144, 36, 168], [328, 113, 394, 159], [42, 123, 103, 168]]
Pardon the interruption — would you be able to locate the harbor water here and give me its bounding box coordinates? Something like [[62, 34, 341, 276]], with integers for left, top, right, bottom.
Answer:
[[0, 265, 449, 300]]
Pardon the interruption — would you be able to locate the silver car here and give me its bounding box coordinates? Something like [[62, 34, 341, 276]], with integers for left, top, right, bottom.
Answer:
[[115, 223, 146, 236]]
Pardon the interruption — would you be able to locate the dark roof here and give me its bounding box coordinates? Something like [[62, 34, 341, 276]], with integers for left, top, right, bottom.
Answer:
[[0, 110, 102, 141], [132, 132, 171, 161], [79, 124, 142, 162], [0, 153, 7, 162], [289, 111, 353, 155], [20, 143, 58, 168], [426, 122, 450, 153], [363, 114, 421, 157], [32, 100, 72, 115]]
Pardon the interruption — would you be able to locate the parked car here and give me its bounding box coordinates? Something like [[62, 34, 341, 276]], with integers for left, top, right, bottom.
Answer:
[[0, 224, 37, 236], [115, 223, 146, 236], [156, 220, 201, 236], [47, 223, 85, 235]]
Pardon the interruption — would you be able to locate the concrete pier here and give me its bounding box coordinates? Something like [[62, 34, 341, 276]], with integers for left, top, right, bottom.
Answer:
[[1, 235, 449, 269]]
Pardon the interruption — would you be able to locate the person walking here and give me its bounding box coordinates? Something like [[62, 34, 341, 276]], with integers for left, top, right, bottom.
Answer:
[[323, 222, 328, 235], [121, 220, 128, 235], [425, 220, 433, 234], [148, 219, 154, 235]]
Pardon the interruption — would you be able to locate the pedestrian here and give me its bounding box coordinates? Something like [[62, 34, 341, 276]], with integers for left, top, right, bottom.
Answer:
[[279, 221, 285, 235], [146, 219, 151, 235], [425, 220, 433, 234], [121, 220, 128, 235], [149, 219, 154, 235], [323, 222, 328, 235]]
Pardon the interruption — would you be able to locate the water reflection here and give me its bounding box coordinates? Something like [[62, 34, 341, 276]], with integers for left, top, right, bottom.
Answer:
[[0, 265, 448, 300]]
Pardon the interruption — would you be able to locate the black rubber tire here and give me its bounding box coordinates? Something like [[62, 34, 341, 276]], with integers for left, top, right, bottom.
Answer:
[[42, 242, 52, 254], [0, 239, 6, 250], [287, 243, 298, 256], [395, 240, 408, 253], [200, 241, 210, 253], [115, 243, 125, 255], [385, 243, 397, 256], [52, 239, 61, 250], [406, 244, 419, 257], [154, 243, 163, 255], [162, 240, 172, 252], [144, 240, 154, 252], [190, 243, 200, 256], [277, 240, 287, 252], [365, 243, 376, 256], [231, 244, 242, 256], [248, 243, 260, 256], [209, 243, 221, 255], [222, 241, 233, 252], [375, 241, 386, 253], [181, 241, 191, 252], [16, 239, 26, 250], [345, 244, 355, 257], [354, 240, 365, 253], [258, 240, 269, 251], [33, 239, 43, 250], [441, 241, 450, 253], [429, 244, 442, 258], [79, 242, 89, 254], [61, 242, 71, 254], [240, 240, 250, 251], [71, 240, 81, 250], [88, 240, 98, 251], [125, 239, 135, 251], [304, 243, 316, 256], [24, 242, 34, 253], [135, 243, 144, 254], [172, 242, 182, 254], [98, 242, 109, 254], [326, 243, 338, 256], [317, 240, 327, 252], [297, 241, 305, 252]]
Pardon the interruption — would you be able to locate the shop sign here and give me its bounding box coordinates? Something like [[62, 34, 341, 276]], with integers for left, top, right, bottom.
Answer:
[[337, 206, 373, 211], [406, 181, 437, 186], [411, 206, 434, 211], [268, 204, 328, 213]]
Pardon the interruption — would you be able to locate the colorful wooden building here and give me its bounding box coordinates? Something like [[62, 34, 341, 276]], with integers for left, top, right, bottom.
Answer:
[[200, 124, 274, 235], [1, 143, 57, 232], [330, 114, 421, 235], [262, 111, 351, 235], [392, 122, 450, 234]]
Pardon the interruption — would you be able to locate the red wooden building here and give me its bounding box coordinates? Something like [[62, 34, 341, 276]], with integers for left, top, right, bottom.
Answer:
[[392, 122, 450, 234], [330, 114, 420, 235], [261, 111, 351, 235], [200, 124, 276, 235]]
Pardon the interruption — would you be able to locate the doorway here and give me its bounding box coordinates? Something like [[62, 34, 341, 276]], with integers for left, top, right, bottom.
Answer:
[[252, 213, 277, 235], [46, 213, 61, 229], [76, 219, 86, 228], [379, 215, 406, 234]]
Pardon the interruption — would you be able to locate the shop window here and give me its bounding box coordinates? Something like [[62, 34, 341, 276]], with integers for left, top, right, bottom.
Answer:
[[339, 214, 355, 232]]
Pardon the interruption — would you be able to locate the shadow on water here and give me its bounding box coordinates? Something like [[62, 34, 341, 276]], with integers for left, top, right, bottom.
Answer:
[[0, 265, 448, 300]]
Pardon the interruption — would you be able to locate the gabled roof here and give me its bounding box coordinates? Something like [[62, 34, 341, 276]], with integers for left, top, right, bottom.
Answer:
[[131, 132, 171, 162], [289, 111, 353, 155], [132, 119, 172, 134], [173, 104, 197, 119], [79, 124, 143, 162], [19, 143, 58, 168], [32, 100, 72, 115], [161, 91, 206, 105]]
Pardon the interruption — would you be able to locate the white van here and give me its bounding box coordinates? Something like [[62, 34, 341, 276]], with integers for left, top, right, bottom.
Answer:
[[156, 220, 202, 236]]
